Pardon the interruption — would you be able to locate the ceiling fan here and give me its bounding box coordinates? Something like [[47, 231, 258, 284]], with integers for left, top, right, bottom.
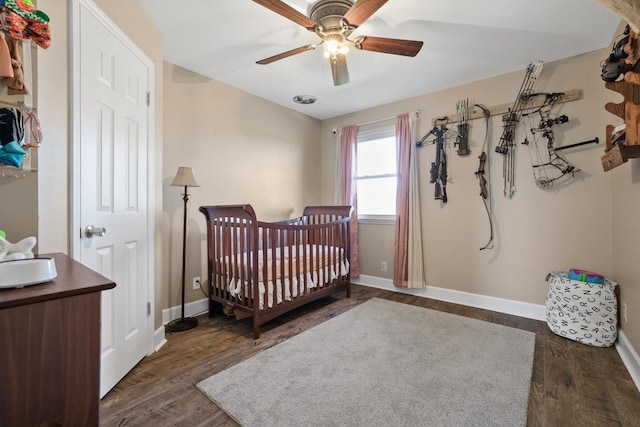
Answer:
[[253, 0, 423, 86]]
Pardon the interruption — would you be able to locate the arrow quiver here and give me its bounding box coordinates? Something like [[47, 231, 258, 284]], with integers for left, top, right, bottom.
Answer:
[[455, 98, 471, 156]]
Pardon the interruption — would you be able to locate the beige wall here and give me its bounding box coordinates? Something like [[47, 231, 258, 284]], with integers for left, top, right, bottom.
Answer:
[[611, 161, 640, 350], [36, 0, 68, 254], [162, 63, 322, 311], [320, 49, 640, 351], [0, 174, 37, 244]]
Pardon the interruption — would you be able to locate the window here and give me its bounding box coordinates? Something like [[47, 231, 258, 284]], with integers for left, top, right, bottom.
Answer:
[[356, 125, 397, 218]]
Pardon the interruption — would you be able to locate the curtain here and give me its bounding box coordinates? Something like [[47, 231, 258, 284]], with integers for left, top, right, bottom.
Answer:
[[338, 125, 360, 277], [393, 113, 425, 288]]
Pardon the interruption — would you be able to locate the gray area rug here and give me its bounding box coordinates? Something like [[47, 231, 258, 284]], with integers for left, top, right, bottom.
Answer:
[[197, 298, 535, 427]]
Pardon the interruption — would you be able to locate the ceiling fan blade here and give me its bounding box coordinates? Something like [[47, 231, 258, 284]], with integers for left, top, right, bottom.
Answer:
[[330, 54, 350, 86], [256, 44, 317, 65], [343, 0, 388, 27], [354, 36, 423, 57], [253, 0, 317, 29]]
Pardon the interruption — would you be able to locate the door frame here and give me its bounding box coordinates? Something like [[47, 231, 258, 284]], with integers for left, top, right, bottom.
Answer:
[[69, 0, 156, 356]]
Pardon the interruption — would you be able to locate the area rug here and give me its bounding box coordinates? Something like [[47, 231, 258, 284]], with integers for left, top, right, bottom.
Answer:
[[197, 298, 535, 426]]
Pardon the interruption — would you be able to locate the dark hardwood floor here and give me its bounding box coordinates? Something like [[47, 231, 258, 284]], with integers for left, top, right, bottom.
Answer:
[[100, 284, 640, 426]]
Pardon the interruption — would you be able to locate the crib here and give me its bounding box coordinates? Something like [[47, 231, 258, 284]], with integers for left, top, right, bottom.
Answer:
[[199, 204, 352, 339]]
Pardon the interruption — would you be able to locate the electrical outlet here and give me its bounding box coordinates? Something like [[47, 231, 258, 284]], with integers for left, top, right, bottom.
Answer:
[[622, 303, 628, 324], [380, 261, 387, 272], [193, 276, 201, 290]]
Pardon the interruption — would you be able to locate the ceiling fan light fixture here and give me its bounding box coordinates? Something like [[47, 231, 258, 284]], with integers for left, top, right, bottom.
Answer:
[[324, 33, 349, 58], [324, 44, 348, 58]]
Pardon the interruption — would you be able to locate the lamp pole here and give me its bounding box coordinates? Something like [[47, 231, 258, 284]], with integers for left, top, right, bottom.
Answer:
[[179, 186, 188, 320], [166, 167, 199, 332]]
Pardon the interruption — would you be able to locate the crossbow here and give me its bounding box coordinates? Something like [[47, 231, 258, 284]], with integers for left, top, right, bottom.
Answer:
[[417, 118, 449, 203]]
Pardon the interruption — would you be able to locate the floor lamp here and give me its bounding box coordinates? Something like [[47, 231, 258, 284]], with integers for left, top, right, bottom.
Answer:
[[166, 167, 199, 332]]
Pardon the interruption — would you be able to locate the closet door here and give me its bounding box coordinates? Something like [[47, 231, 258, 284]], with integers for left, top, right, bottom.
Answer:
[[75, 1, 152, 398]]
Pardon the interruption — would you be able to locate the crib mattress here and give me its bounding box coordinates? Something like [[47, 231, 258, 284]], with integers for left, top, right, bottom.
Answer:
[[220, 244, 349, 309]]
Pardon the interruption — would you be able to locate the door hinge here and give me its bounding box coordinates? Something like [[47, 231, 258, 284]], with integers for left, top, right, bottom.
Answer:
[[146, 91, 150, 107], [147, 301, 151, 316]]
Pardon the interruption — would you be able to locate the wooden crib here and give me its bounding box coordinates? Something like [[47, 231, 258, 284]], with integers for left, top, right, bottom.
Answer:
[[199, 204, 352, 338]]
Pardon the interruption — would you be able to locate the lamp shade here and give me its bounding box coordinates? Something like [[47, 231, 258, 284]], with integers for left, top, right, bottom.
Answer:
[[171, 167, 199, 187]]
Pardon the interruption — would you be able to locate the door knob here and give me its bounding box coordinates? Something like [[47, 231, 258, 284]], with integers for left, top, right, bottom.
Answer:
[[85, 225, 106, 238]]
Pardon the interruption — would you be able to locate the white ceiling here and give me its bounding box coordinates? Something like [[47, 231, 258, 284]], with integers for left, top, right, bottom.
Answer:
[[137, 0, 621, 120]]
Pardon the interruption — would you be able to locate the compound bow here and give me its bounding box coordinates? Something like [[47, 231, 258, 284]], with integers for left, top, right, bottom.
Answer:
[[521, 92, 579, 189]]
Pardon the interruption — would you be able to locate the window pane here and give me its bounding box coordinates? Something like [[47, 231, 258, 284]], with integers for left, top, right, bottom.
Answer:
[[357, 137, 396, 177], [357, 177, 396, 215]]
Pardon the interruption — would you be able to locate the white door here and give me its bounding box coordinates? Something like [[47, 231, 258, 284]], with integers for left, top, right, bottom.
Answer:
[[72, 0, 154, 398]]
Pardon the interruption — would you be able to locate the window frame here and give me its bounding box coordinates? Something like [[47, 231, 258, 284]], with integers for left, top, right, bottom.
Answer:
[[355, 124, 397, 223]]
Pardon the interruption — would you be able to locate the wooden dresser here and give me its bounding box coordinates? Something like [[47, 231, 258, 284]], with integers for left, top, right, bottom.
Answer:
[[0, 252, 115, 426]]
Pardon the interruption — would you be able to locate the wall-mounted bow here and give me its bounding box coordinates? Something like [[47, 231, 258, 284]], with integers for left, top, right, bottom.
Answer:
[[474, 104, 494, 250]]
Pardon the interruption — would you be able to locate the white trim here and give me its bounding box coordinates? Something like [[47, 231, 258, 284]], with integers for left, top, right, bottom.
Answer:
[[353, 275, 546, 321], [70, 0, 157, 356], [615, 330, 640, 393], [153, 326, 167, 353], [162, 298, 209, 325]]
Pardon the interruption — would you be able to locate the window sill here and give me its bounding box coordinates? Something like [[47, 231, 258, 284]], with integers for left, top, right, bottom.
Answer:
[[358, 215, 395, 225]]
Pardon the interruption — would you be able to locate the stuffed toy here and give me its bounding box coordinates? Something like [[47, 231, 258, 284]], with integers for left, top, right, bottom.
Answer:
[[0, 230, 36, 262]]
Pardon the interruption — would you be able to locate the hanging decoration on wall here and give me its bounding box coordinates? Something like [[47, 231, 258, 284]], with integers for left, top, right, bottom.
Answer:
[[455, 99, 470, 156], [0, 0, 51, 49], [474, 103, 494, 250], [495, 60, 544, 199], [417, 117, 449, 203], [0, 0, 52, 96]]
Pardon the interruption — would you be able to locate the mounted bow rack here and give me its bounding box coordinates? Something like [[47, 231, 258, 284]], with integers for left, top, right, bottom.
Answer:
[[432, 89, 582, 126], [432, 88, 587, 195]]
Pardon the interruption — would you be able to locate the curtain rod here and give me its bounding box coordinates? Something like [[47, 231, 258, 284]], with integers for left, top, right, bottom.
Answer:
[[357, 116, 395, 128], [356, 110, 421, 128]]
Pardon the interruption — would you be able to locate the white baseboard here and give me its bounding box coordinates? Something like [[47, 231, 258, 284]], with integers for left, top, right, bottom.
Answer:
[[148, 299, 208, 356], [161, 297, 209, 325], [353, 275, 546, 321], [353, 275, 640, 393], [153, 326, 167, 353], [615, 330, 640, 392]]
